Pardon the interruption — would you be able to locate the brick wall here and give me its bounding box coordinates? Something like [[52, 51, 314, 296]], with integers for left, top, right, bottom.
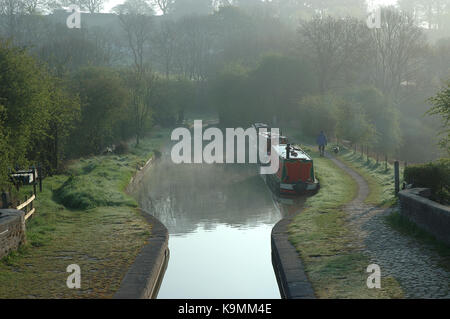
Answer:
[[399, 188, 450, 246], [0, 209, 26, 259]]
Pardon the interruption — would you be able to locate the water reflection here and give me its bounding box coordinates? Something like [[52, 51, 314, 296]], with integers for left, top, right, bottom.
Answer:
[[134, 147, 303, 298], [137, 159, 281, 235]]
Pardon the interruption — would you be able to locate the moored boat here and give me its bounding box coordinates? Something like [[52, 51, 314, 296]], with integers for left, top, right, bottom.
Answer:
[[265, 144, 319, 195], [254, 125, 319, 196]]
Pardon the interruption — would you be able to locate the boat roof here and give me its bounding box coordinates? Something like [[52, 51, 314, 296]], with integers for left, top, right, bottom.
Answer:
[[273, 144, 312, 160], [258, 131, 286, 139], [252, 123, 269, 129]]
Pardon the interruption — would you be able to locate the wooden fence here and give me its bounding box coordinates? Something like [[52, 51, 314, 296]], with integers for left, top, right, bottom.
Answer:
[[16, 194, 36, 221]]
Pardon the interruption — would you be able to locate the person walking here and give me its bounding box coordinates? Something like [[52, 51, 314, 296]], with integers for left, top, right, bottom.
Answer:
[[317, 131, 327, 157]]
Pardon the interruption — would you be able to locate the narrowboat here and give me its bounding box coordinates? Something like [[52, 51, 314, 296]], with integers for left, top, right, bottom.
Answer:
[[252, 123, 270, 133], [256, 127, 319, 196], [265, 144, 319, 195]]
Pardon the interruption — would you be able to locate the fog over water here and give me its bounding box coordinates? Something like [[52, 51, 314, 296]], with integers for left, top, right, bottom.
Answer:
[[135, 146, 283, 298]]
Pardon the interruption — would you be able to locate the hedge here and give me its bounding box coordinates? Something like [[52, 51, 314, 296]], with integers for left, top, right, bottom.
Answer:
[[404, 159, 450, 205]]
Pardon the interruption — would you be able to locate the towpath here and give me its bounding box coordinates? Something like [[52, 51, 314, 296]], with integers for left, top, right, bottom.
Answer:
[[327, 153, 450, 298]]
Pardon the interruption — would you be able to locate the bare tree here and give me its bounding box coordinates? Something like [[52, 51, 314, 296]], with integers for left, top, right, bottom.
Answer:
[[115, 0, 153, 71], [126, 68, 157, 146], [22, 0, 45, 13], [153, 18, 177, 78], [173, 15, 215, 80], [369, 7, 427, 101], [0, 0, 25, 38], [399, 0, 450, 30], [81, 0, 104, 13], [44, 0, 104, 13], [298, 15, 370, 93], [115, 0, 156, 145], [152, 0, 175, 15]]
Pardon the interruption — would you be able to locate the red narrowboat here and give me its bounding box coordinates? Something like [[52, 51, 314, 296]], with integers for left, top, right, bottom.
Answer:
[[265, 144, 319, 195], [255, 125, 319, 195]]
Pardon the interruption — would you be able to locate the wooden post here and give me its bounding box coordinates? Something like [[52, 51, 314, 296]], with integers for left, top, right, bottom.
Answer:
[[367, 146, 370, 162], [38, 163, 42, 192], [404, 161, 408, 181], [385, 154, 388, 171], [24, 195, 28, 213], [1, 190, 7, 209], [32, 166, 37, 196], [394, 161, 400, 195]]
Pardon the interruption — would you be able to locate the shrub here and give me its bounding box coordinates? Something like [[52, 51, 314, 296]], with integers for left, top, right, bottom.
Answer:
[[404, 159, 450, 205], [115, 142, 129, 155]]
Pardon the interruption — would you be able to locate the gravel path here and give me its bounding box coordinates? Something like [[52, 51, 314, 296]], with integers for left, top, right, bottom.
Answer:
[[327, 154, 450, 299]]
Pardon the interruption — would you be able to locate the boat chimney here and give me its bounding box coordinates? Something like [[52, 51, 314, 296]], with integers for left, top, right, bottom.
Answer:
[[286, 144, 291, 159]]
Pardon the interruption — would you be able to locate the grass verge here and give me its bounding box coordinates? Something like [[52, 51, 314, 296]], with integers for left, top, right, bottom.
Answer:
[[288, 147, 403, 298], [0, 130, 168, 298], [336, 147, 399, 207]]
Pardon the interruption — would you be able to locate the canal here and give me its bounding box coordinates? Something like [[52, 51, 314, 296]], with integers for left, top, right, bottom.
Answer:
[[135, 146, 284, 298]]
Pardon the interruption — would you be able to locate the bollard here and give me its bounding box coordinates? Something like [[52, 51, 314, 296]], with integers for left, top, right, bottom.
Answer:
[[1, 190, 7, 209], [394, 161, 400, 195]]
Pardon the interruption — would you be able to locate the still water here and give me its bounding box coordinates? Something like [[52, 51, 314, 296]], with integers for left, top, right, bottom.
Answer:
[[135, 147, 283, 299]]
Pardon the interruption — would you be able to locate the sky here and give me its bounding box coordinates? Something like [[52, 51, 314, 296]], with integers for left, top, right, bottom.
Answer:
[[102, 0, 399, 14]]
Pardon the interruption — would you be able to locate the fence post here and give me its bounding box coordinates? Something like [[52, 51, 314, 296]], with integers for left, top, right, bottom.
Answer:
[[394, 161, 400, 195], [38, 163, 42, 192], [1, 190, 7, 209], [32, 166, 37, 196], [404, 161, 408, 181]]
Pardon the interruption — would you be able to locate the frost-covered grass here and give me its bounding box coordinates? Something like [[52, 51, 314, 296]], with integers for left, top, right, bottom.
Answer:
[[0, 130, 168, 298], [287, 145, 403, 298], [336, 147, 400, 207]]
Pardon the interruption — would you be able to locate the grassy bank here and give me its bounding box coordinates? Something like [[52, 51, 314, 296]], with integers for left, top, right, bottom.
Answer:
[[0, 130, 168, 298], [288, 147, 403, 298], [283, 125, 399, 207], [336, 147, 400, 207]]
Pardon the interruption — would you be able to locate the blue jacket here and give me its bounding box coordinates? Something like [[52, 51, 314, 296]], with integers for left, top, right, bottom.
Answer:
[[317, 133, 327, 146]]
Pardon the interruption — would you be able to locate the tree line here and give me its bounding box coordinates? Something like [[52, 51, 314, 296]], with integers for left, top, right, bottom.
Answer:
[[0, 0, 449, 188], [0, 40, 197, 186]]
